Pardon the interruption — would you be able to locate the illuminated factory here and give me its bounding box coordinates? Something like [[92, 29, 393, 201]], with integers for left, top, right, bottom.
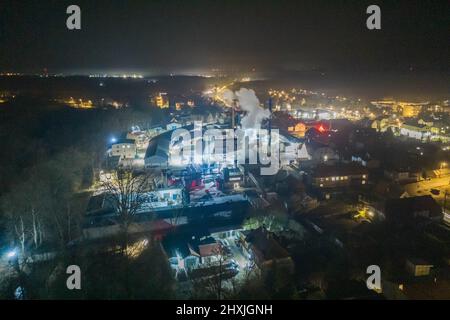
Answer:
[[144, 122, 309, 170]]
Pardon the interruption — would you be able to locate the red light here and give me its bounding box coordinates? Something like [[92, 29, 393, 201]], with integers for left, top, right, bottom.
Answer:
[[318, 125, 325, 132]]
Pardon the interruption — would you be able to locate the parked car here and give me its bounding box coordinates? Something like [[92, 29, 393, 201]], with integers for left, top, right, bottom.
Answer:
[[430, 189, 440, 195]]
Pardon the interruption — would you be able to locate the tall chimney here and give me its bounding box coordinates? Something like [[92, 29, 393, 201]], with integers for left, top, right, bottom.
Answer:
[[232, 98, 238, 129], [268, 98, 272, 149]]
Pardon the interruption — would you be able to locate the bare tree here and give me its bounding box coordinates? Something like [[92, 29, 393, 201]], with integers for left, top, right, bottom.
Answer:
[[167, 188, 189, 229], [101, 169, 156, 251], [191, 245, 229, 299], [208, 246, 227, 300], [2, 185, 45, 256]]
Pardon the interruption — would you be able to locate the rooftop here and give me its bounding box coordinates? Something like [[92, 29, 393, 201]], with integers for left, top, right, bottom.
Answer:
[[313, 164, 368, 177], [245, 227, 290, 262], [384, 195, 442, 220]]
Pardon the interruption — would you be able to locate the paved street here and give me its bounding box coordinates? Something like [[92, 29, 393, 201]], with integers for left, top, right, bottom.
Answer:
[[404, 176, 450, 196], [404, 176, 450, 209]]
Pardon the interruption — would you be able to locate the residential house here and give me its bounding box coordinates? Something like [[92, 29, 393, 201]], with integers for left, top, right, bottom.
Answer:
[[351, 152, 380, 168], [400, 120, 432, 141], [108, 139, 137, 159], [383, 195, 442, 226], [384, 166, 422, 183], [311, 164, 369, 189], [406, 258, 434, 277], [243, 227, 294, 273], [162, 233, 222, 279]]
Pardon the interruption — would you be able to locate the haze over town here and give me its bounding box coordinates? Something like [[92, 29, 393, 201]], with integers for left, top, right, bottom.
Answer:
[[0, 0, 449, 301]]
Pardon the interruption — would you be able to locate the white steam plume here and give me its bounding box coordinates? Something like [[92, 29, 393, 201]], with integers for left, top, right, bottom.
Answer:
[[235, 88, 271, 129], [207, 87, 271, 129]]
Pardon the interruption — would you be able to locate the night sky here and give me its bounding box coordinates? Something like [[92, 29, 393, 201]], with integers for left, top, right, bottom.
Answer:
[[0, 0, 448, 75]]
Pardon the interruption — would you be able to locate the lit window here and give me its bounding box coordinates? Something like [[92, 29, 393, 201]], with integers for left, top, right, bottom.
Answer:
[[319, 184, 324, 187], [362, 180, 366, 185], [362, 175, 366, 179]]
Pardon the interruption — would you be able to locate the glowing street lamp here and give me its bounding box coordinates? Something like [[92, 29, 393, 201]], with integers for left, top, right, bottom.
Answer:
[[6, 249, 17, 259]]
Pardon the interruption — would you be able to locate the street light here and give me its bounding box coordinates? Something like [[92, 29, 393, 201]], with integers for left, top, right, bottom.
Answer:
[[6, 249, 17, 259]]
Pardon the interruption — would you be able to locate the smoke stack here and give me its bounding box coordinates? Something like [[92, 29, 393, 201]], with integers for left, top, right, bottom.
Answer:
[[268, 98, 272, 147], [211, 88, 270, 129], [232, 98, 238, 129]]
